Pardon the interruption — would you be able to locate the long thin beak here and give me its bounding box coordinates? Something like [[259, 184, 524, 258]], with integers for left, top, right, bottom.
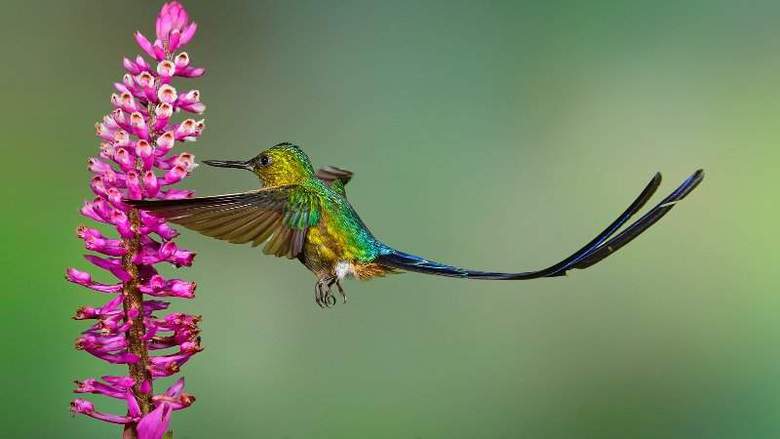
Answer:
[[202, 159, 254, 171]]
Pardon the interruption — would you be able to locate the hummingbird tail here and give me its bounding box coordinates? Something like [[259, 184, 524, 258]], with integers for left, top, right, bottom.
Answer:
[[375, 169, 704, 280]]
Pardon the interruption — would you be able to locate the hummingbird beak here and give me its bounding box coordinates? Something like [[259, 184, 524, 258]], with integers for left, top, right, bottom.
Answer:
[[202, 159, 254, 171]]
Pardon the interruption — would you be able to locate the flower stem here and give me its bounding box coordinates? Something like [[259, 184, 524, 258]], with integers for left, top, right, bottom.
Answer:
[[122, 208, 153, 434]]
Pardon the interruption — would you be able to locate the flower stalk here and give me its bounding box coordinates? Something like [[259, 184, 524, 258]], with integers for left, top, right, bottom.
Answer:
[[68, 3, 206, 438], [121, 210, 154, 415]]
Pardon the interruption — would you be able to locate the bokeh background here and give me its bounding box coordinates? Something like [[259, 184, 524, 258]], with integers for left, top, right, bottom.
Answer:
[[1, 0, 778, 437]]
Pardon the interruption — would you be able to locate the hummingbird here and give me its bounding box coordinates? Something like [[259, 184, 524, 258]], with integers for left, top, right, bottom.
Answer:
[[127, 142, 704, 308]]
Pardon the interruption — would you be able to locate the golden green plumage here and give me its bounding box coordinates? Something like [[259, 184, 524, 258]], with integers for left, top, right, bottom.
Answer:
[[250, 143, 384, 265]]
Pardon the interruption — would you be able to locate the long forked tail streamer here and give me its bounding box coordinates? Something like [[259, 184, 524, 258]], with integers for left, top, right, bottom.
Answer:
[[376, 169, 704, 279]]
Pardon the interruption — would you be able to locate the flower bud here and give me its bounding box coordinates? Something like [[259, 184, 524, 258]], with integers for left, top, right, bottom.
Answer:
[[129, 112, 149, 140], [136, 71, 155, 88], [158, 84, 178, 104], [135, 140, 154, 169], [113, 147, 134, 172], [134, 31, 156, 59], [153, 102, 173, 131], [174, 52, 190, 69], [126, 171, 143, 200], [143, 170, 160, 197], [156, 131, 175, 155], [157, 60, 176, 79]]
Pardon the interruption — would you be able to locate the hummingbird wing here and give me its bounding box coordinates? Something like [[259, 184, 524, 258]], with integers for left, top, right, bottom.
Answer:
[[316, 166, 353, 196], [125, 185, 320, 259]]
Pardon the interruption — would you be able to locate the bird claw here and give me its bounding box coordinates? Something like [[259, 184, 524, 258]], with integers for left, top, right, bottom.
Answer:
[[314, 277, 347, 309], [314, 277, 343, 309], [336, 280, 347, 304]]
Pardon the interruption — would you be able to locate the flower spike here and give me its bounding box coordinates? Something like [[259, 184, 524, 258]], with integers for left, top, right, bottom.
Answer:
[[70, 3, 205, 438]]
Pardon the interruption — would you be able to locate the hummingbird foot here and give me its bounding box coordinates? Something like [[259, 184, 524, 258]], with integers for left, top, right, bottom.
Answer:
[[314, 277, 338, 308], [336, 280, 347, 304]]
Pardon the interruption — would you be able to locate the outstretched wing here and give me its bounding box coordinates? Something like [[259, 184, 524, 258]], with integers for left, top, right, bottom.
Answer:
[[125, 185, 321, 259], [316, 166, 353, 196]]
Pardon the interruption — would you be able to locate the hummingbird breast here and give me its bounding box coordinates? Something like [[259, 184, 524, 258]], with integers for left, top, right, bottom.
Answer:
[[300, 196, 390, 280]]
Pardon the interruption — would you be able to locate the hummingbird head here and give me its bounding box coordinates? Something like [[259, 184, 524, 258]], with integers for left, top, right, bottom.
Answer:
[[203, 142, 315, 187]]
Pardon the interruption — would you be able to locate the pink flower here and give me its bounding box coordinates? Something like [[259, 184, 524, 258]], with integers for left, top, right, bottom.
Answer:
[[71, 399, 139, 425], [134, 1, 199, 62], [136, 404, 172, 439], [69, 2, 205, 438]]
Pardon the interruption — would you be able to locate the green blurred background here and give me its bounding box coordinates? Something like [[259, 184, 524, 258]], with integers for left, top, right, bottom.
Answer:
[[1, 0, 777, 437]]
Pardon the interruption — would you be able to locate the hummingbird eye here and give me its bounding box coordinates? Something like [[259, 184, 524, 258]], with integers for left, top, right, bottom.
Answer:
[[259, 154, 270, 166]]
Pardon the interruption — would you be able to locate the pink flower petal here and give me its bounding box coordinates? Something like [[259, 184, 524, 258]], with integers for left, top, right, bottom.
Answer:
[[134, 32, 156, 59], [136, 403, 172, 439]]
